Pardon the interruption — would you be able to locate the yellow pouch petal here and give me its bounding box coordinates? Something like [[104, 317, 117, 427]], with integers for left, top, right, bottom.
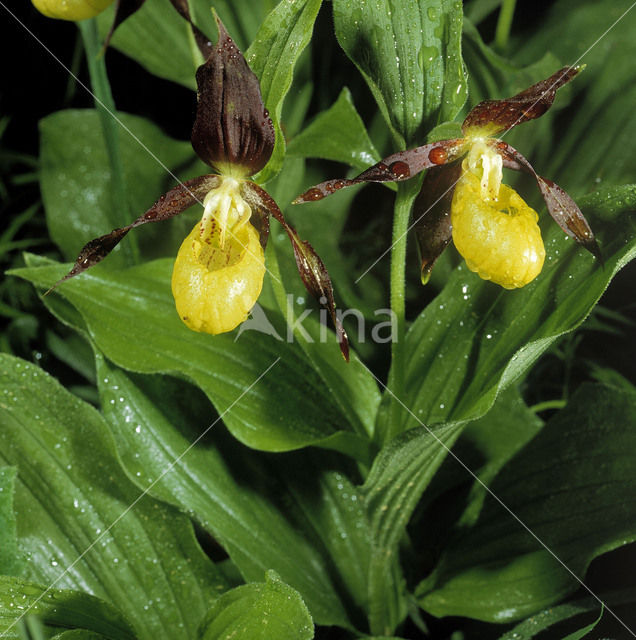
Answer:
[[32, 0, 114, 20], [451, 165, 545, 289], [171, 221, 265, 334]]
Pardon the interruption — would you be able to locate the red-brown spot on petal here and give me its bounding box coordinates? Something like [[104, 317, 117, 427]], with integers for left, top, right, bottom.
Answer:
[[303, 188, 324, 201], [428, 147, 447, 165], [389, 161, 411, 179]]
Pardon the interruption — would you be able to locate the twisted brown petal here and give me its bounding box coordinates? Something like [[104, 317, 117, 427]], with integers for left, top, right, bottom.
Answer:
[[496, 141, 601, 260], [293, 139, 466, 203], [191, 14, 275, 176], [46, 175, 219, 294], [246, 183, 350, 361], [462, 66, 583, 136], [413, 163, 461, 284]]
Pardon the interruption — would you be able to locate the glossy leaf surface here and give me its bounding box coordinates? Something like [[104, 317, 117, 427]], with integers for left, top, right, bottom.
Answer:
[[199, 571, 313, 640], [386, 184, 636, 434], [39, 110, 203, 267], [0, 355, 227, 639], [12, 256, 366, 453], [0, 468, 22, 577], [333, 0, 466, 147], [0, 576, 135, 639], [286, 88, 380, 171], [95, 354, 355, 628], [418, 383, 636, 621], [247, 0, 323, 183]]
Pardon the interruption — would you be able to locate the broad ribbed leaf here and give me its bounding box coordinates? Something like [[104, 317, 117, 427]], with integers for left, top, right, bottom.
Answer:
[[95, 354, 354, 628], [40, 110, 203, 266], [97, 0, 266, 88], [387, 185, 636, 434], [247, 0, 322, 183], [361, 423, 465, 635], [198, 571, 313, 640], [11, 256, 361, 452], [0, 355, 227, 639], [0, 576, 134, 639], [286, 88, 380, 171], [498, 589, 636, 640], [333, 0, 466, 147], [516, 0, 636, 194], [0, 468, 22, 577], [418, 383, 636, 621]]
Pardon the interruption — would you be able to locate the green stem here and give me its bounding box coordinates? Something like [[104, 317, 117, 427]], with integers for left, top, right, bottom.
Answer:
[[530, 399, 567, 414], [494, 0, 516, 51], [384, 179, 421, 445], [78, 19, 139, 265]]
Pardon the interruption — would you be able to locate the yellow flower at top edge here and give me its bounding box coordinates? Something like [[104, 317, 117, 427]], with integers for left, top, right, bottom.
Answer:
[[171, 178, 265, 335], [32, 0, 114, 21], [450, 139, 545, 289]]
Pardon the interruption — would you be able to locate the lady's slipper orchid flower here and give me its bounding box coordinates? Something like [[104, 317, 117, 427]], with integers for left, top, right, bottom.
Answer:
[[51, 14, 349, 360], [295, 67, 599, 289]]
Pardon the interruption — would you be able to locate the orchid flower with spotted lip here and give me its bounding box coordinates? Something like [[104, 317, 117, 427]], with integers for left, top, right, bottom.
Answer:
[[50, 12, 349, 361], [295, 66, 600, 290]]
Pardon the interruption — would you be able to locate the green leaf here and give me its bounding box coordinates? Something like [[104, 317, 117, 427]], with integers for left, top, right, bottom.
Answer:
[[389, 185, 636, 434], [361, 423, 465, 635], [39, 110, 202, 266], [561, 607, 603, 640], [50, 632, 110, 640], [513, 0, 636, 193], [287, 88, 380, 171], [0, 354, 228, 639], [248, 0, 323, 183], [97, 0, 269, 89], [0, 576, 134, 639], [0, 467, 22, 577], [332, 0, 467, 147], [97, 0, 201, 89], [199, 571, 313, 640], [94, 354, 354, 628], [417, 383, 636, 622], [498, 589, 636, 640], [12, 256, 362, 452]]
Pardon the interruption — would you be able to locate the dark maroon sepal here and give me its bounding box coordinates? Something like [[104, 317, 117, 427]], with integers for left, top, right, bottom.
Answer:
[[102, 0, 146, 51], [498, 142, 601, 259], [191, 14, 275, 176], [248, 183, 349, 361], [413, 164, 460, 284], [462, 66, 582, 137], [293, 139, 465, 203], [46, 175, 219, 294]]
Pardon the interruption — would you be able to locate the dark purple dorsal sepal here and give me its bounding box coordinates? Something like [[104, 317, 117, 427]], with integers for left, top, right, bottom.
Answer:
[[191, 14, 275, 177]]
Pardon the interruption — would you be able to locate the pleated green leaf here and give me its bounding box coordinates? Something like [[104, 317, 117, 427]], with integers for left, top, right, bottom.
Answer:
[[198, 571, 313, 640], [361, 422, 465, 635], [387, 184, 636, 435], [0, 576, 134, 640], [39, 110, 202, 267], [0, 355, 227, 639], [417, 383, 636, 621], [247, 0, 323, 183], [333, 0, 467, 147], [0, 468, 22, 577], [11, 256, 372, 453], [94, 354, 355, 628], [286, 88, 380, 171]]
